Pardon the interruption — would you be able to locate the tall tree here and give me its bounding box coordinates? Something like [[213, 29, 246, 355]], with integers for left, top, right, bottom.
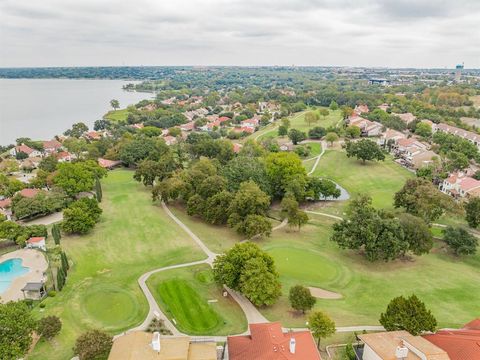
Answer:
[[110, 99, 120, 110], [380, 294, 437, 335], [52, 223, 61, 245], [74, 330, 113, 360], [308, 311, 335, 349], [304, 111, 319, 129], [443, 226, 478, 256], [265, 152, 307, 198], [289, 285, 316, 313], [345, 139, 385, 164], [0, 301, 37, 360], [95, 177, 102, 202], [465, 197, 480, 228], [288, 129, 306, 145]]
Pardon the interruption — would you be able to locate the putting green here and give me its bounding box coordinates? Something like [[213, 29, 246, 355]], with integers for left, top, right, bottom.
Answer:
[[82, 285, 139, 329]]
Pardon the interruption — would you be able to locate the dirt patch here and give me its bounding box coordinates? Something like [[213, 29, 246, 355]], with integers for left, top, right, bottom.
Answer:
[[308, 287, 343, 299]]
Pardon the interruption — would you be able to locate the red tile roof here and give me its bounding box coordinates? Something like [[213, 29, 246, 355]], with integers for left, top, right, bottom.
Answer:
[[19, 188, 40, 198], [423, 319, 480, 360], [27, 237, 45, 243], [98, 158, 122, 168], [43, 139, 62, 150], [0, 198, 12, 208], [16, 144, 36, 154], [227, 322, 321, 360]]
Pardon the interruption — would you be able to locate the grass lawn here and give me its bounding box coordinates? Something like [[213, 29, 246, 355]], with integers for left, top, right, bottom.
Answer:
[[258, 216, 480, 329], [147, 265, 247, 335], [290, 108, 342, 133], [313, 150, 414, 209], [30, 170, 205, 360], [104, 108, 129, 122]]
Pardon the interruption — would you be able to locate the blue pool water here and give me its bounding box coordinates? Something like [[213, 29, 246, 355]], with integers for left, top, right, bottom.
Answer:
[[0, 258, 30, 294]]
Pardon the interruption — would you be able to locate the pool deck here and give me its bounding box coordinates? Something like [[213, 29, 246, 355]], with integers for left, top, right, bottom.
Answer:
[[0, 249, 48, 303]]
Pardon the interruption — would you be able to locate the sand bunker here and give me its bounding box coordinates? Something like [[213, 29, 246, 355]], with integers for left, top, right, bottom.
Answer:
[[308, 287, 343, 299]]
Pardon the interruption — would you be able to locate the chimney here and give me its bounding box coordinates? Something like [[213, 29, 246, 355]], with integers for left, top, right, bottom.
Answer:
[[395, 345, 409, 360], [289, 337, 296, 354], [152, 331, 161, 353]]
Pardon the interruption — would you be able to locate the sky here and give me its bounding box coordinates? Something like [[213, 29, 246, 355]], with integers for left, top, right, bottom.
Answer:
[[0, 0, 479, 68]]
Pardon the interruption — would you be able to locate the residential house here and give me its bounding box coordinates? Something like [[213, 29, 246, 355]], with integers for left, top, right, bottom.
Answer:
[[348, 116, 383, 137], [227, 322, 321, 360], [241, 118, 260, 130], [233, 143, 243, 153], [440, 172, 480, 199], [55, 151, 74, 163], [18, 188, 40, 198], [84, 131, 102, 141], [354, 104, 370, 115], [108, 331, 217, 360], [434, 123, 480, 149], [163, 135, 177, 146], [98, 158, 122, 169], [9, 144, 42, 158], [0, 198, 12, 220], [355, 330, 450, 360], [378, 103, 390, 112], [381, 129, 406, 146], [232, 126, 255, 134], [423, 318, 480, 360], [26, 237, 46, 251], [393, 112, 417, 125], [180, 122, 195, 132], [42, 139, 62, 154]]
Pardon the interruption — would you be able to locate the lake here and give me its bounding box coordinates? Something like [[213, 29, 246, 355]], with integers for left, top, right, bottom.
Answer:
[[0, 79, 152, 145]]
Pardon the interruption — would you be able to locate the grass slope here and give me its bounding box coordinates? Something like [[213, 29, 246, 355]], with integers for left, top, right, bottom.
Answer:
[[147, 265, 247, 335], [104, 108, 129, 122], [30, 170, 204, 360], [313, 150, 414, 209], [290, 108, 342, 132], [259, 216, 480, 328]]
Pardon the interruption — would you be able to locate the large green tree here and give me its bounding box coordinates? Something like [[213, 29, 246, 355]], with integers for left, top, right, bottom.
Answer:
[[308, 311, 335, 349], [74, 329, 113, 360], [380, 294, 437, 335], [465, 197, 480, 228], [54, 161, 107, 197], [289, 285, 316, 313], [398, 213, 433, 255], [443, 226, 478, 256], [265, 152, 307, 198], [0, 301, 37, 360], [213, 242, 281, 306], [62, 198, 102, 234], [345, 139, 385, 164]]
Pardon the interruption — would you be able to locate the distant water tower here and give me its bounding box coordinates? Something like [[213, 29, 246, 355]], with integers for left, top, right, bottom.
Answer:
[[455, 62, 464, 81]]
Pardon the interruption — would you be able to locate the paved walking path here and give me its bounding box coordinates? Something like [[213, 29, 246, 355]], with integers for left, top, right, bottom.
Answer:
[[22, 211, 63, 225]]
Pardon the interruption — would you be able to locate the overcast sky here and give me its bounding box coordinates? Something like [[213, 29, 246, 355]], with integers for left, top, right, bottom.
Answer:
[[1, 0, 479, 68]]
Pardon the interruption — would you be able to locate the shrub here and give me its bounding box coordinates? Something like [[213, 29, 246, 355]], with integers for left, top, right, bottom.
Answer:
[[38, 316, 62, 340], [74, 329, 113, 360]]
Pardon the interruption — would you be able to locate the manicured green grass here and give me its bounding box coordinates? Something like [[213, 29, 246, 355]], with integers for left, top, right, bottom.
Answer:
[[290, 108, 342, 133], [259, 216, 480, 328], [30, 170, 205, 360], [147, 265, 247, 335], [313, 150, 414, 209], [104, 108, 129, 122]]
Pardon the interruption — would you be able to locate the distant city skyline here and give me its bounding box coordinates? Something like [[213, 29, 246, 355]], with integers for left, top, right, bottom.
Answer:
[[1, 0, 479, 68]]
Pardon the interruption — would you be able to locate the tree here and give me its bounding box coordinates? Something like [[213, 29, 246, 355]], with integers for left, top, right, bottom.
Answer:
[[39, 155, 58, 173], [239, 257, 281, 306], [446, 151, 469, 171], [465, 197, 480, 228], [415, 122, 432, 138], [329, 101, 339, 110], [56, 267, 66, 291], [94, 119, 110, 131], [38, 316, 62, 340], [64, 122, 88, 138], [288, 129, 306, 145], [398, 213, 433, 255], [203, 191, 234, 225], [74, 329, 113, 360], [0, 301, 37, 359], [62, 198, 102, 234], [281, 117, 291, 129], [15, 151, 28, 160], [394, 178, 456, 224], [308, 311, 335, 349], [289, 285, 316, 313], [278, 125, 288, 136], [110, 99, 120, 110], [281, 193, 309, 230], [243, 214, 272, 239], [308, 126, 326, 139], [331, 194, 409, 261], [345, 125, 361, 138], [380, 294, 437, 335], [52, 223, 61, 245], [213, 242, 281, 306], [95, 177, 102, 202], [304, 111, 319, 128], [222, 156, 271, 195], [318, 108, 330, 122], [443, 226, 478, 256], [345, 139, 385, 164], [324, 132, 338, 146], [54, 161, 107, 197], [265, 152, 307, 198], [307, 178, 340, 200]]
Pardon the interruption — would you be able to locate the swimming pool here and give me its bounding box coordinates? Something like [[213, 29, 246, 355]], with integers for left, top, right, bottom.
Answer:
[[0, 258, 30, 294]]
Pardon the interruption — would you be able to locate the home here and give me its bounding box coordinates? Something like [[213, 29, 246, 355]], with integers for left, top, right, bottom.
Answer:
[[233, 143, 243, 153], [0, 198, 12, 220], [108, 331, 217, 360], [241, 118, 260, 129], [434, 123, 480, 149], [9, 144, 42, 158], [55, 151, 74, 163], [98, 158, 122, 169], [348, 116, 383, 137], [423, 318, 480, 360], [26, 237, 46, 251], [227, 322, 321, 360], [42, 139, 62, 154], [355, 330, 450, 360], [163, 135, 177, 146], [378, 103, 390, 112], [354, 104, 369, 115], [232, 126, 255, 134], [180, 122, 195, 132], [18, 188, 40, 198], [409, 150, 438, 169], [84, 131, 102, 140], [440, 173, 480, 199], [381, 129, 406, 146], [393, 112, 417, 125]]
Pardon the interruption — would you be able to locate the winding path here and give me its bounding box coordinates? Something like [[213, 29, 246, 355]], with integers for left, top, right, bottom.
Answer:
[[119, 200, 383, 340]]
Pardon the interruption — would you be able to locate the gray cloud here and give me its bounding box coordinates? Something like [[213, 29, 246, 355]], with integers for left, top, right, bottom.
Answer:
[[0, 0, 478, 68]]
